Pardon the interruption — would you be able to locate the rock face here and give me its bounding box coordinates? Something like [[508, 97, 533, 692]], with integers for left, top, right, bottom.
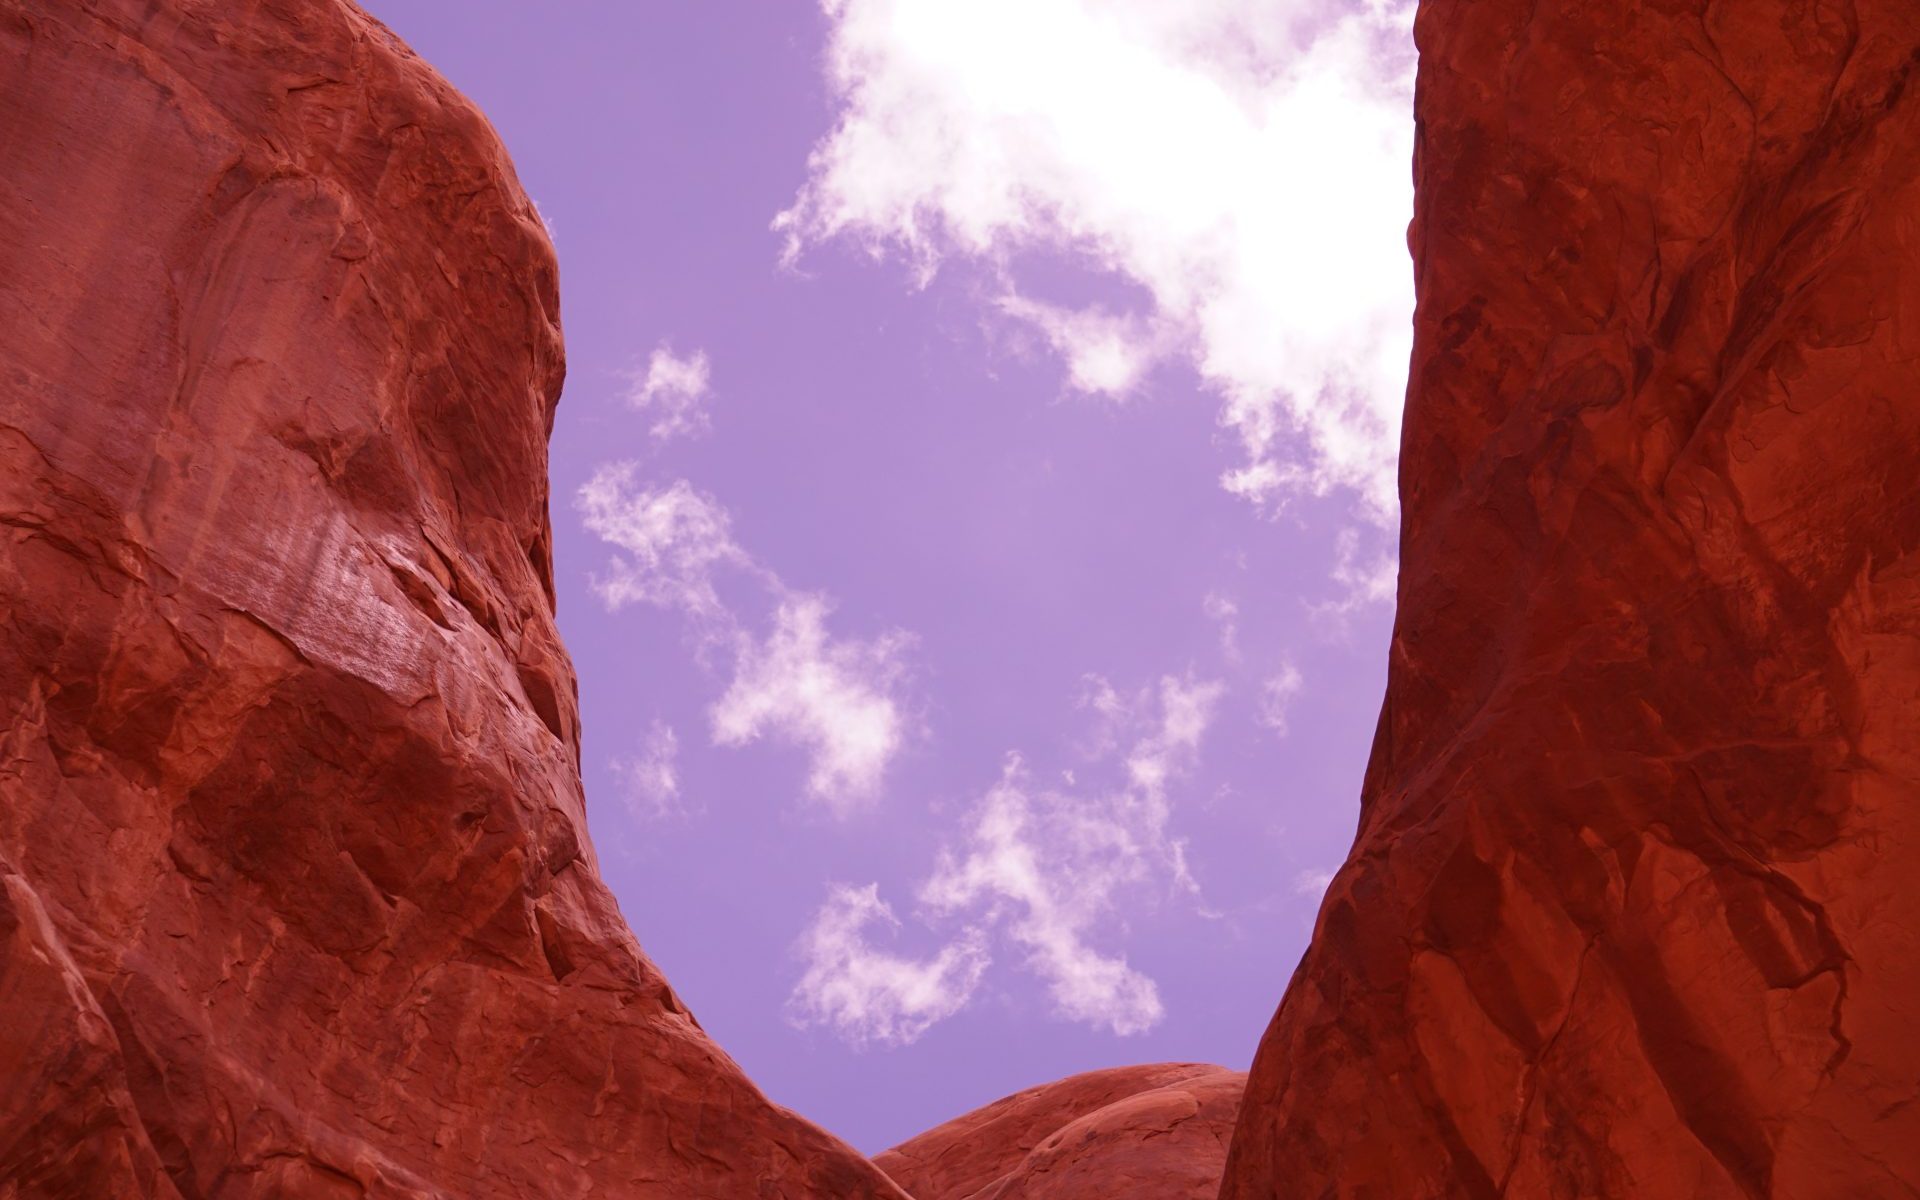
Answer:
[[0, 2, 906, 1196], [875, 1064, 1243, 1200], [1224, 3, 1920, 1198]]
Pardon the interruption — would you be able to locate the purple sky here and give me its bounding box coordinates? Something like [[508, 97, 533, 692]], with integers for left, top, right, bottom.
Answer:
[[366, 0, 1410, 1154]]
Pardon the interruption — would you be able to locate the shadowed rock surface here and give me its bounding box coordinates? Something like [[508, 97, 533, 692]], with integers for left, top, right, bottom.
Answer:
[[1224, 1, 1920, 1197], [0, 1, 907, 1195], [14, 0, 1920, 1197], [876, 1064, 1244, 1200]]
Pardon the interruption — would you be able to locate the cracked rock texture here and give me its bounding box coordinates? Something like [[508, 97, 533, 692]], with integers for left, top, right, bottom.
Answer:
[[0, 1, 907, 1196], [1223, 2, 1920, 1197], [875, 1064, 1243, 1200]]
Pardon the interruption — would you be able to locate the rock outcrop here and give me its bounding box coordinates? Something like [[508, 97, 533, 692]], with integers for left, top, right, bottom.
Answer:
[[876, 1064, 1243, 1200], [1224, 2, 1920, 1197], [0, 2, 905, 1196]]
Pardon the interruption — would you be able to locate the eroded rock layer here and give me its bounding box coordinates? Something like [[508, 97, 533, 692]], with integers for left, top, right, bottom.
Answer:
[[1224, 3, 1920, 1197], [0, 2, 904, 1196], [876, 1064, 1243, 1200]]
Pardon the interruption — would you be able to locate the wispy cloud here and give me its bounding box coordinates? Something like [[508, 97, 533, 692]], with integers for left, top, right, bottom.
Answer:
[[1202, 591, 1241, 662], [1257, 660, 1305, 736], [624, 343, 713, 441], [1312, 526, 1399, 628], [1293, 866, 1337, 898], [779, 0, 1416, 523], [789, 883, 990, 1048], [577, 464, 914, 813], [997, 294, 1165, 397], [794, 672, 1222, 1043], [613, 719, 683, 820], [921, 757, 1166, 1036], [713, 596, 915, 816], [1123, 674, 1225, 796], [576, 464, 746, 622]]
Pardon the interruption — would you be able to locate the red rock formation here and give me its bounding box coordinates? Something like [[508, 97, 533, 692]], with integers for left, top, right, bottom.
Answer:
[[0, 2, 905, 1196], [1224, 3, 1920, 1197], [876, 1064, 1243, 1200]]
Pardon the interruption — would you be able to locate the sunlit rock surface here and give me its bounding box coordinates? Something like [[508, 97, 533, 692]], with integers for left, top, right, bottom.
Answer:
[[1223, 2, 1920, 1197], [877, 1064, 1243, 1200], [0, 2, 906, 1195]]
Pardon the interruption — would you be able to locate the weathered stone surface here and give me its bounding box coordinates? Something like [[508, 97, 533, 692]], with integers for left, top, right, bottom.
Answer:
[[0, 2, 905, 1196], [876, 1064, 1243, 1200], [1224, 3, 1920, 1197]]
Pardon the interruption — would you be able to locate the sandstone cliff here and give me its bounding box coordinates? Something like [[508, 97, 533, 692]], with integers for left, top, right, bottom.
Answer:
[[1224, 2, 1920, 1196], [17, 1, 1920, 1197], [0, 2, 906, 1195], [875, 1064, 1243, 1200]]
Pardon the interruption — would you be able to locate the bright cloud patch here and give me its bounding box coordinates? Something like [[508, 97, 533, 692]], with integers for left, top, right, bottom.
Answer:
[[1124, 675, 1225, 796], [614, 720, 682, 820], [922, 759, 1165, 1035], [781, 0, 1416, 521], [789, 883, 990, 1048], [926, 675, 1222, 1034], [997, 294, 1163, 397], [578, 465, 914, 813], [1258, 661, 1305, 735], [576, 463, 745, 622], [625, 343, 713, 441], [792, 673, 1222, 1043], [713, 596, 915, 815]]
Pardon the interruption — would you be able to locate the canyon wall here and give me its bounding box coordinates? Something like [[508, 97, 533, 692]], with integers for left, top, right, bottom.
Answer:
[[14, 1, 1919, 1198], [0, 1, 906, 1195], [1223, 2, 1920, 1196]]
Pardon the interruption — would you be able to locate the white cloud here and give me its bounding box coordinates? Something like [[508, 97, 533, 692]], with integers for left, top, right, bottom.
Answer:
[[912, 675, 1222, 1037], [625, 343, 713, 441], [1258, 660, 1305, 735], [997, 294, 1164, 397], [922, 759, 1163, 1035], [1074, 673, 1131, 760], [578, 467, 914, 814], [780, 0, 1416, 522], [1203, 591, 1241, 662], [1293, 866, 1337, 897], [712, 596, 915, 815], [575, 463, 746, 622], [1125, 674, 1224, 794], [613, 720, 682, 820], [1312, 525, 1399, 626], [789, 883, 990, 1047]]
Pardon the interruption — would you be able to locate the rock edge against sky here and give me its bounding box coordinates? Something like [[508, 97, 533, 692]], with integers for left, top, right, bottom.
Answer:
[[4, 0, 1919, 1197]]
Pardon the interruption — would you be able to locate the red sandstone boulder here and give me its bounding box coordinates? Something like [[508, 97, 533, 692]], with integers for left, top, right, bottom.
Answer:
[[0, 2, 904, 1195], [1224, 2, 1920, 1197], [876, 1064, 1244, 1200]]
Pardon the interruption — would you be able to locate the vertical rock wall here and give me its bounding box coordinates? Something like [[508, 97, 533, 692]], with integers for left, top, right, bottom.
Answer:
[[0, 2, 904, 1196], [1224, 3, 1920, 1196]]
